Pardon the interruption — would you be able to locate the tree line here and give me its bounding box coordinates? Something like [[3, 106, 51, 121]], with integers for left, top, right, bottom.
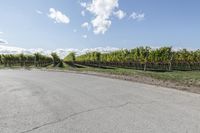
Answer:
[[66, 47, 200, 71]]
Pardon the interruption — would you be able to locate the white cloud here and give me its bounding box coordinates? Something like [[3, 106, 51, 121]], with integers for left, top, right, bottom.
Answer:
[[130, 12, 145, 21], [82, 35, 88, 39], [91, 16, 111, 34], [48, 8, 70, 24], [0, 32, 3, 34], [0, 44, 120, 58], [79, 47, 119, 55], [113, 10, 126, 19], [36, 10, 43, 15], [81, 22, 90, 31], [81, 10, 85, 16], [0, 39, 8, 44], [83, 0, 119, 34], [80, 2, 87, 8], [0, 45, 26, 55]]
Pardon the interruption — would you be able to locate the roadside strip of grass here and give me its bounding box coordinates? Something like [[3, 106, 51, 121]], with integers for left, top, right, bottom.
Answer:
[[46, 63, 200, 94]]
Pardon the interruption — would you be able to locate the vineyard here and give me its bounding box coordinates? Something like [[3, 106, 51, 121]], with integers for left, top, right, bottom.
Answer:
[[1, 47, 200, 72], [70, 47, 200, 71], [0, 53, 60, 67]]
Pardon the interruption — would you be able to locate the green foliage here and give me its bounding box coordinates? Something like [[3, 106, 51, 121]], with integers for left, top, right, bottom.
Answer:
[[51, 53, 61, 66], [64, 52, 76, 63], [76, 52, 101, 63], [1, 46, 200, 71], [58, 61, 64, 68], [0, 53, 52, 67], [76, 47, 200, 71], [34, 53, 53, 67]]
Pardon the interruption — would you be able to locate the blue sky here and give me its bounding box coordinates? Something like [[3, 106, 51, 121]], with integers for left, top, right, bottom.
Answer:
[[0, 0, 200, 50]]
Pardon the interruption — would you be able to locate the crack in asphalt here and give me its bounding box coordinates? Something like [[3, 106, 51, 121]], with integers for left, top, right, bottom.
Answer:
[[19, 101, 155, 133]]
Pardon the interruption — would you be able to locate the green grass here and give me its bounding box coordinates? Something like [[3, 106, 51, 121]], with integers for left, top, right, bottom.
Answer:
[[59, 63, 200, 87], [1, 63, 200, 88], [141, 70, 200, 86]]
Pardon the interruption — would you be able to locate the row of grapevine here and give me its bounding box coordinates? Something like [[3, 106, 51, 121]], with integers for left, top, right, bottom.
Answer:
[[73, 47, 200, 71], [64, 52, 76, 64], [0, 53, 60, 67], [1, 47, 200, 71]]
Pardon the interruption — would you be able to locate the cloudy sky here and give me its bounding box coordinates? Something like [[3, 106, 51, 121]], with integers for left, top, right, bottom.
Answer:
[[0, 0, 200, 50]]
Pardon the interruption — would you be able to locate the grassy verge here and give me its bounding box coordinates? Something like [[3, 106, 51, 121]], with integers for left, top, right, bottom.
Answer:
[[46, 63, 200, 88]]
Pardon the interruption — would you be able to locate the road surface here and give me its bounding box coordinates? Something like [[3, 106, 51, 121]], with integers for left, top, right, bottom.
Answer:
[[0, 69, 200, 133]]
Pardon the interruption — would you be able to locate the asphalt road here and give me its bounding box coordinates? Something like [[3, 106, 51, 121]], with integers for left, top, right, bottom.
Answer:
[[0, 69, 200, 133]]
